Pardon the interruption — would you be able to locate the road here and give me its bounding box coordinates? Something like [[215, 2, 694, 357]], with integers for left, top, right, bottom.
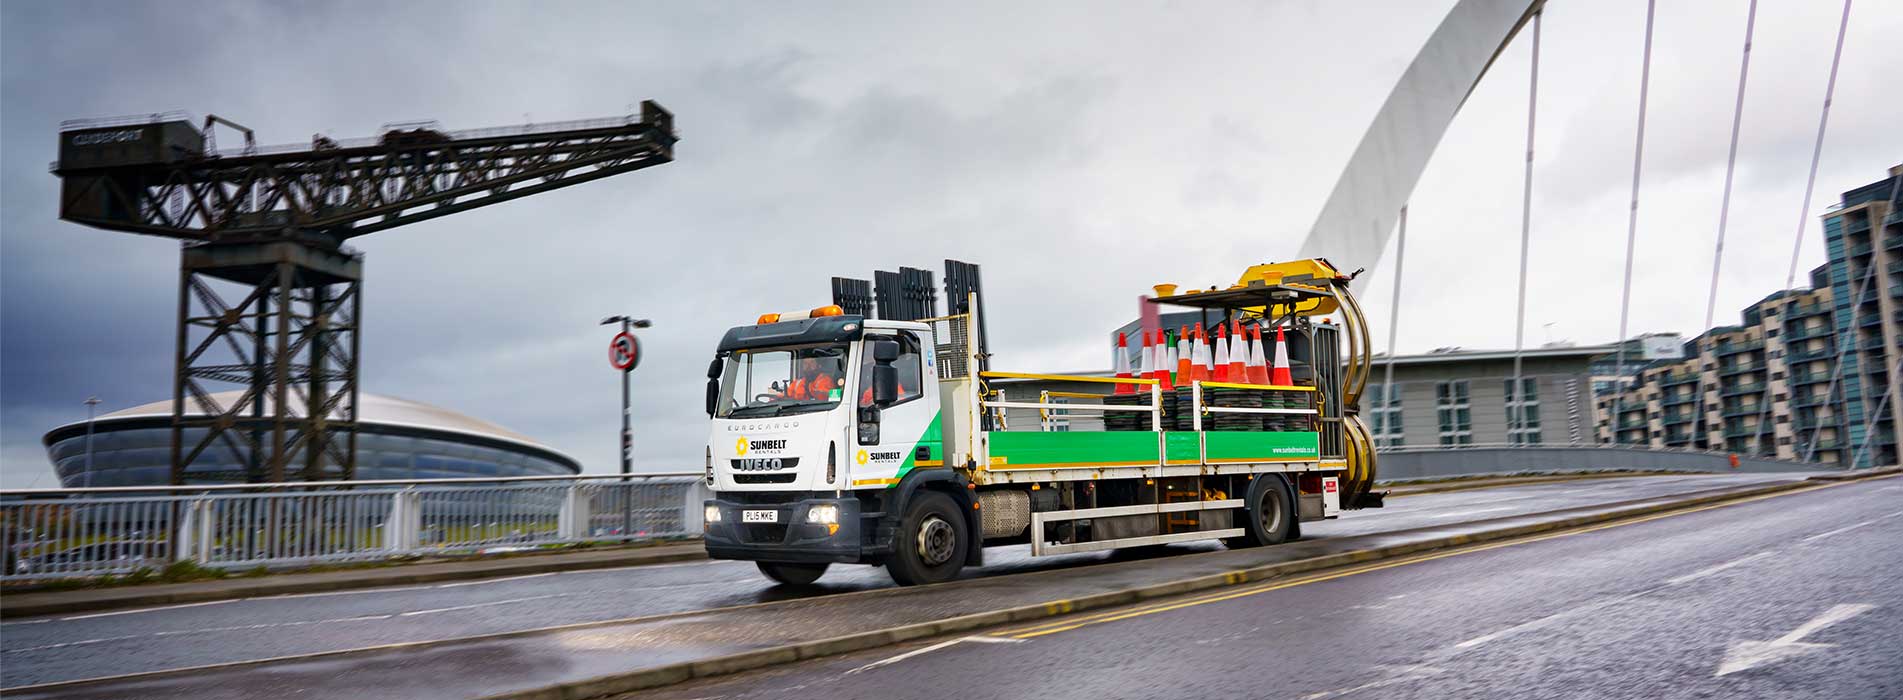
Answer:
[[0, 472, 1811, 689], [640, 474, 1903, 700]]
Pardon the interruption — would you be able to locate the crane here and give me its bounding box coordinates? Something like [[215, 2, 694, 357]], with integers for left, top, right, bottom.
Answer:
[[51, 101, 677, 483]]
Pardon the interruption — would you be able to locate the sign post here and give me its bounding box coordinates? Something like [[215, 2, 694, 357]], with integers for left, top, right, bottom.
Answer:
[[602, 316, 649, 538]]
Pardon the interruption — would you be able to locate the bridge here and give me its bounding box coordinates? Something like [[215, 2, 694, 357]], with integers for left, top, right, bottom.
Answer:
[[3, 1, 1900, 698]]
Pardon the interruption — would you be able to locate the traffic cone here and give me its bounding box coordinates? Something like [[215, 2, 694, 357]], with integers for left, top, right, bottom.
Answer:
[[1270, 326, 1294, 386], [1201, 326, 1218, 383], [1213, 324, 1231, 383], [1246, 325, 1271, 385], [1175, 326, 1192, 385], [1226, 321, 1247, 382], [1136, 330, 1153, 393], [1153, 329, 1174, 390], [1189, 323, 1208, 383], [1114, 332, 1135, 395]]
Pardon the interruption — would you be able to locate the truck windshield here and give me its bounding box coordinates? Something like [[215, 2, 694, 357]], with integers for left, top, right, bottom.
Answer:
[[717, 343, 852, 418]]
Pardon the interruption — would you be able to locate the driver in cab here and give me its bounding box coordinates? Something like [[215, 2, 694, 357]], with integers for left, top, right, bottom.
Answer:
[[782, 357, 842, 401]]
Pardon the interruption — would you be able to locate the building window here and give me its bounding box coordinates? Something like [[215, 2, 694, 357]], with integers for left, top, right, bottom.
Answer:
[[1369, 383, 1404, 448], [1505, 377, 1542, 445], [1436, 380, 1472, 446]]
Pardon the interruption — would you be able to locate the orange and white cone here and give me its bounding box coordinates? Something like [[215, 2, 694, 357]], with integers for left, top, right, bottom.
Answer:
[[1114, 332, 1135, 394], [1270, 326, 1294, 386], [1153, 329, 1174, 390], [1213, 324, 1232, 383], [1246, 325, 1271, 385], [1175, 326, 1191, 386], [1226, 320, 1248, 381], [1189, 323, 1208, 383], [1135, 330, 1153, 393]]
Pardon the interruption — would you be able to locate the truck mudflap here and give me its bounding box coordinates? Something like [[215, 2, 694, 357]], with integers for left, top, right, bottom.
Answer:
[[703, 496, 869, 564]]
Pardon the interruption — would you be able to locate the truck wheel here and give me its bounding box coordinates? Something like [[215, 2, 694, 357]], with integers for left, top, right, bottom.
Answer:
[[1227, 474, 1294, 548], [886, 491, 968, 586], [756, 561, 829, 586]]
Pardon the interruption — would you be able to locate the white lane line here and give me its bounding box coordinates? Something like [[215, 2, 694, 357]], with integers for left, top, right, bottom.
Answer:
[[397, 593, 568, 617], [258, 585, 433, 600], [1666, 552, 1776, 585], [4, 614, 396, 654], [1301, 664, 1446, 699], [435, 572, 555, 588], [1883, 509, 1903, 519], [0, 619, 52, 626], [844, 636, 1019, 675], [59, 599, 239, 621], [565, 560, 731, 575], [1801, 520, 1879, 543], [1427, 507, 1516, 519]]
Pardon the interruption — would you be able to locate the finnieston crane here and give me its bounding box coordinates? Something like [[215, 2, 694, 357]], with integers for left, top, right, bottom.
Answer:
[[51, 101, 677, 483]]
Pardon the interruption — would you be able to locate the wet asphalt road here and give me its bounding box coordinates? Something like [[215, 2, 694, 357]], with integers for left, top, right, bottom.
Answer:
[[0, 472, 1811, 688], [640, 473, 1903, 700]]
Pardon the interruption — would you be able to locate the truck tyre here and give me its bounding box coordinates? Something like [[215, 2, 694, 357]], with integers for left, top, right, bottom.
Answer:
[[886, 491, 968, 586], [757, 561, 829, 586], [1226, 474, 1294, 548]]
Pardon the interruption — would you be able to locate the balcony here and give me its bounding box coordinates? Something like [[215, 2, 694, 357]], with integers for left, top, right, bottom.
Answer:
[[1615, 417, 1649, 430], [1720, 403, 1761, 418], [1793, 415, 1839, 431], [1790, 371, 1829, 386], [1885, 234, 1903, 250], [1786, 302, 1832, 319], [1892, 284, 1903, 299], [1889, 259, 1903, 274], [1785, 324, 1832, 341], [1660, 393, 1698, 407], [1788, 346, 1836, 362], [1722, 423, 1763, 439], [1718, 362, 1762, 377], [1847, 216, 1872, 234], [1790, 392, 1831, 408], [1720, 382, 1767, 397], [1864, 335, 1887, 350], [1715, 340, 1764, 356], [1661, 411, 1696, 425], [1659, 371, 1700, 387], [1848, 241, 1873, 257], [1861, 313, 1883, 328]]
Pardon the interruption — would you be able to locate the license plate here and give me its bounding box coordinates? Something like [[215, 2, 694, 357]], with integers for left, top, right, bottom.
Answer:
[[742, 509, 778, 523]]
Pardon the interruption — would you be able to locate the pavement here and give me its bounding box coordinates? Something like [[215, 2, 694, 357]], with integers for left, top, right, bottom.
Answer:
[[632, 472, 1903, 700], [0, 471, 1836, 697]]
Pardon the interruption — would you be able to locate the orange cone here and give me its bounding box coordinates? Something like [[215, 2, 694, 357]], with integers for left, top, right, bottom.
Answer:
[[1270, 326, 1294, 386], [1188, 323, 1208, 383], [1114, 332, 1135, 394], [1134, 329, 1149, 391], [1226, 321, 1247, 381], [1246, 325, 1270, 385], [1175, 326, 1191, 385], [1153, 329, 1174, 390], [1213, 324, 1231, 383]]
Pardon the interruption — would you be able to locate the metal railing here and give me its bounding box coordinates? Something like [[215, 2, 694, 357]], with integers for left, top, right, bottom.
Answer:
[[1, 473, 704, 581]]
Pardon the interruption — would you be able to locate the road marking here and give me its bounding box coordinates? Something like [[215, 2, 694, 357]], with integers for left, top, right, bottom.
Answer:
[[59, 599, 238, 621], [1301, 664, 1446, 699], [397, 593, 568, 617], [259, 585, 434, 600], [3, 614, 397, 654], [844, 636, 1019, 675], [1801, 520, 1879, 542], [435, 572, 556, 588], [1426, 507, 1516, 519], [1716, 603, 1875, 676], [1005, 477, 1889, 641], [1665, 551, 1776, 585]]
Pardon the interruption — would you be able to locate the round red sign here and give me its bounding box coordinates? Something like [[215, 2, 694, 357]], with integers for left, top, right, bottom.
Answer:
[[609, 332, 639, 371]]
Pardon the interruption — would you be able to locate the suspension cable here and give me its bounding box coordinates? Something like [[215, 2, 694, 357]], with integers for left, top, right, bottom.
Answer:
[[1608, 0, 1657, 445], [1508, 11, 1542, 446], [1749, 0, 1853, 458], [1693, 0, 1758, 448], [1380, 205, 1407, 445]]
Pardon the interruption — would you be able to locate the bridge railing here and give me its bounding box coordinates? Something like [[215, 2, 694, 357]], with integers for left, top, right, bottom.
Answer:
[[0, 473, 706, 582]]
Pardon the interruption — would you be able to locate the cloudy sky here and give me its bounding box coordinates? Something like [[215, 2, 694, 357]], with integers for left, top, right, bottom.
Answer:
[[2, 0, 1898, 487]]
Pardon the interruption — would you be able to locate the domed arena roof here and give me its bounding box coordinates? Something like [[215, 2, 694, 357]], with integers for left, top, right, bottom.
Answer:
[[43, 392, 579, 479]]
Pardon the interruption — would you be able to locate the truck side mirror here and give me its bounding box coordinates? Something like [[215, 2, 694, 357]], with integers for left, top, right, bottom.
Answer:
[[705, 379, 719, 417], [706, 358, 723, 379], [873, 365, 898, 405], [872, 340, 900, 363]]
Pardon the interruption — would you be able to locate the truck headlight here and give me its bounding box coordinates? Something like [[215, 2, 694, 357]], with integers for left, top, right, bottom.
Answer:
[[704, 505, 722, 523], [805, 504, 839, 524]]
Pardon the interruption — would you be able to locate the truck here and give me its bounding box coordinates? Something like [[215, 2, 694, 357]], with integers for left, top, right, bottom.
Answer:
[[700, 259, 1381, 586]]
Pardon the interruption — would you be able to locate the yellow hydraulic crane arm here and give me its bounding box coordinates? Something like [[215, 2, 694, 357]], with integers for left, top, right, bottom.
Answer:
[[1228, 259, 1380, 507]]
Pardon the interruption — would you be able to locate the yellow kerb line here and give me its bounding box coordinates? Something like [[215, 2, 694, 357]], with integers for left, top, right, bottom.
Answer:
[[981, 371, 1157, 386], [1000, 476, 1885, 640]]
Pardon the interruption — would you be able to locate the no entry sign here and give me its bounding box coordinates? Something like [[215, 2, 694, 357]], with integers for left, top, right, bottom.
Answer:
[[610, 332, 640, 371]]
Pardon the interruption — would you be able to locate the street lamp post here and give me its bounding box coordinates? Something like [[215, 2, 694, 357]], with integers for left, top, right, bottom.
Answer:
[[82, 396, 101, 489], [601, 315, 650, 538]]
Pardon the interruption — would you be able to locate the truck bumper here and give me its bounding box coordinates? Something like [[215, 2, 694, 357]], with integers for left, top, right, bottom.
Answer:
[[703, 496, 871, 565]]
